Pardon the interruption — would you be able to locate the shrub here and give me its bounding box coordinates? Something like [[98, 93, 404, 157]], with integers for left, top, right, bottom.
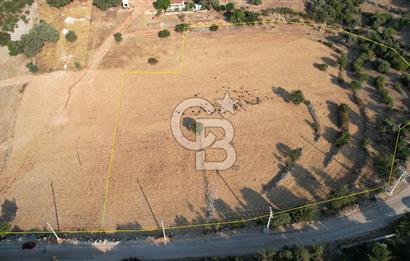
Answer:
[[249, 0, 262, 5], [153, 0, 170, 10], [225, 8, 259, 24], [379, 88, 393, 105], [148, 57, 158, 65], [289, 90, 304, 105], [335, 131, 350, 147], [7, 41, 23, 56], [209, 24, 219, 31], [270, 213, 291, 228], [74, 61, 82, 70], [395, 213, 410, 243], [337, 104, 350, 131], [158, 29, 170, 38], [349, 80, 362, 90], [318, 63, 328, 71], [93, 0, 120, 10], [375, 154, 393, 177], [0, 32, 11, 46], [361, 137, 371, 151], [375, 75, 385, 90], [46, 0, 72, 8], [113, 32, 122, 42], [290, 205, 318, 223], [337, 52, 348, 70], [225, 2, 235, 12], [289, 148, 302, 163], [328, 185, 357, 211], [175, 23, 189, 32], [375, 58, 391, 73], [65, 30, 77, 42], [25, 62, 38, 73]]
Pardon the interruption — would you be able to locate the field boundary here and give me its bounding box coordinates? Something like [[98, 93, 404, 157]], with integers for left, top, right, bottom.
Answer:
[[1, 20, 409, 235]]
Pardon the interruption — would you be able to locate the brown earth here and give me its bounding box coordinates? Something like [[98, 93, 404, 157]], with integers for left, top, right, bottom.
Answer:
[[0, 24, 379, 231]]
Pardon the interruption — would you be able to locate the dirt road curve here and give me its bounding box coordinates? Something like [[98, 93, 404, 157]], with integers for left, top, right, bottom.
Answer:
[[1, 183, 409, 260]]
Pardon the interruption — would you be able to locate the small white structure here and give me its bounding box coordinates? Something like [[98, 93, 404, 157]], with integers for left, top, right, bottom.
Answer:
[[193, 3, 202, 11], [122, 0, 129, 8], [168, 0, 185, 12]]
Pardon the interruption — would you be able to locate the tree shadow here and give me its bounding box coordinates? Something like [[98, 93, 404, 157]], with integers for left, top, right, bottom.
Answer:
[[276, 142, 291, 157], [0, 199, 17, 224], [272, 86, 290, 103], [321, 57, 337, 67], [326, 100, 339, 127], [116, 222, 142, 230], [174, 215, 190, 226]]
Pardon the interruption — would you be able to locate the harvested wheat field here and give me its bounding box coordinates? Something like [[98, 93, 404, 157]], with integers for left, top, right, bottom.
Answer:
[[0, 25, 376, 231]]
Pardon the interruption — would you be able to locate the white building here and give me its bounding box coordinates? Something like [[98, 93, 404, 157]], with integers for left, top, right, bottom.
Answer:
[[168, 0, 185, 12]]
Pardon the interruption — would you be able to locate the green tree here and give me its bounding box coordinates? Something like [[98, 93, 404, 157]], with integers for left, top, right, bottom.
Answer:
[[289, 148, 302, 163], [175, 23, 189, 32], [335, 130, 350, 146], [338, 103, 350, 131], [368, 243, 392, 261], [225, 2, 235, 12], [65, 30, 77, 42], [0, 32, 11, 46], [93, 0, 120, 10], [153, 0, 170, 10], [290, 205, 318, 223], [375, 59, 391, 73], [375, 75, 385, 90], [158, 29, 170, 38], [46, 0, 72, 8], [318, 63, 328, 71], [349, 80, 362, 90], [395, 213, 410, 243], [7, 41, 23, 56], [113, 32, 122, 42], [400, 73, 410, 89], [148, 57, 159, 65], [271, 213, 291, 228], [289, 90, 304, 105], [337, 52, 348, 70]]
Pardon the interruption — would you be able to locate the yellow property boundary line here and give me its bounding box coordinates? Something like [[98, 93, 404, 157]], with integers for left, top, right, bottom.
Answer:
[[1, 20, 409, 236]]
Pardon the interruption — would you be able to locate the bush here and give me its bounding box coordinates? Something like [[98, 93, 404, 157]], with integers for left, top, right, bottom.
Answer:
[[270, 213, 291, 228], [317, 63, 328, 71], [328, 185, 357, 211], [290, 205, 318, 223], [25, 62, 38, 73], [74, 62, 82, 70], [379, 88, 393, 105], [349, 80, 362, 90], [46, 0, 72, 8], [249, 0, 262, 5], [337, 52, 348, 70], [289, 148, 302, 163], [289, 90, 304, 105], [375, 58, 391, 73], [375, 154, 393, 177], [65, 30, 77, 42], [153, 0, 170, 10], [0, 0, 33, 32], [375, 75, 385, 90], [338, 104, 350, 131], [209, 24, 219, 31], [0, 32, 11, 46], [225, 8, 260, 24], [7, 41, 23, 56], [175, 23, 189, 32], [158, 29, 170, 38], [93, 0, 120, 10], [113, 32, 122, 42], [335, 130, 350, 147], [148, 57, 158, 65]]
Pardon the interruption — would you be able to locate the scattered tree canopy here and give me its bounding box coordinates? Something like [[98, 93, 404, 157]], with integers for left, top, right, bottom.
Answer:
[[93, 0, 120, 10], [153, 0, 170, 10], [46, 0, 72, 8]]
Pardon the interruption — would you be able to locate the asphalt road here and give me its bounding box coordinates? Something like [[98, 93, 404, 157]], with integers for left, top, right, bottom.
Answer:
[[1, 185, 410, 261]]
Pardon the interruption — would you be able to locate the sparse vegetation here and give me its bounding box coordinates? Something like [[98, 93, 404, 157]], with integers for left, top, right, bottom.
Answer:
[[289, 90, 304, 105], [375, 58, 391, 73], [93, 0, 120, 10], [46, 0, 72, 8], [113, 32, 122, 42], [7, 21, 59, 58], [248, 0, 262, 5], [65, 30, 77, 42], [0, 0, 33, 32], [158, 29, 170, 38], [349, 80, 362, 90]]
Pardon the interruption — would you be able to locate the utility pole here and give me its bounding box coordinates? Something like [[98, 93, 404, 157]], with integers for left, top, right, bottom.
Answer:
[[264, 207, 274, 233], [161, 221, 168, 244], [46, 222, 61, 242], [389, 166, 409, 195]]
